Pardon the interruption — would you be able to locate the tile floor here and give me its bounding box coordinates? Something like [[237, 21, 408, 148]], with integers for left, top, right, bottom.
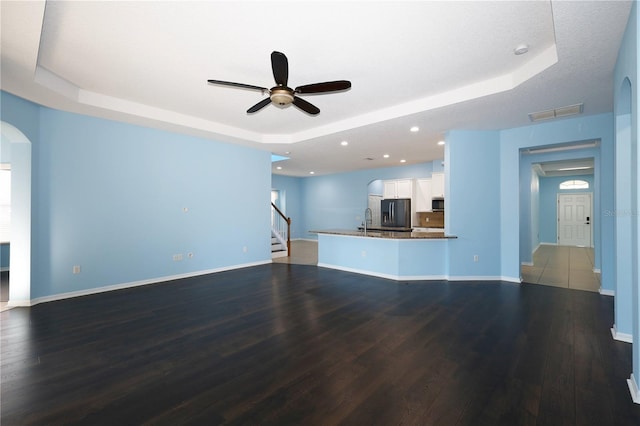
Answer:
[[521, 244, 601, 293], [272, 240, 318, 265]]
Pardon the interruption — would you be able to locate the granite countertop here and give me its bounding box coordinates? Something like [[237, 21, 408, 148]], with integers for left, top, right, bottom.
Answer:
[[311, 229, 457, 240]]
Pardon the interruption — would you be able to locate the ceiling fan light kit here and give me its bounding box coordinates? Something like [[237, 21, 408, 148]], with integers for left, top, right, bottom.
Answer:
[[207, 51, 351, 115], [271, 88, 294, 106]]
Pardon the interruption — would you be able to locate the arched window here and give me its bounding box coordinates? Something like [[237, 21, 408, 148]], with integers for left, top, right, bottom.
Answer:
[[559, 179, 589, 190]]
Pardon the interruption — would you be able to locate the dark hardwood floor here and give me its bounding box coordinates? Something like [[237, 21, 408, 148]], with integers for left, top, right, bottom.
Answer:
[[2, 264, 639, 425]]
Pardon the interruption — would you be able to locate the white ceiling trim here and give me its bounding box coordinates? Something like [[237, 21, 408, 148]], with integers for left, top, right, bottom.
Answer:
[[32, 44, 557, 146], [285, 45, 558, 145]]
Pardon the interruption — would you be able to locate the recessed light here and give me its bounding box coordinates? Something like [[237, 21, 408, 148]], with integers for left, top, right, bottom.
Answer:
[[410, 126, 419, 132], [400, 159, 406, 163], [383, 154, 390, 158], [276, 166, 282, 170], [437, 140, 445, 146], [341, 141, 348, 146], [514, 44, 529, 55], [309, 171, 315, 175], [284, 151, 290, 155]]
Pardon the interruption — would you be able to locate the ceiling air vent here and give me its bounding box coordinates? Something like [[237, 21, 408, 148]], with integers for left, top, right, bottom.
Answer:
[[528, 103, 584, 122]]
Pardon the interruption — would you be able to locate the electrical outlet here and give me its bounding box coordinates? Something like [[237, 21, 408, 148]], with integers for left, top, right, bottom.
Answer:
[[361, 250, 367, 258], [72, 265, 81, 274], [242, 246, 248, 253], [473, 255, 479, 262], [173, 254, 183, 261]]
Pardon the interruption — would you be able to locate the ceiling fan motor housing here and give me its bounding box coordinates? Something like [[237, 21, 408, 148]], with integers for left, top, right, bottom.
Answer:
[[271, 87, 294, 105]]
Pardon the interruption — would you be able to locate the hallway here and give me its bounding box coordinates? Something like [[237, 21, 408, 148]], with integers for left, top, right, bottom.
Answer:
[[521, 245, 601, 293]]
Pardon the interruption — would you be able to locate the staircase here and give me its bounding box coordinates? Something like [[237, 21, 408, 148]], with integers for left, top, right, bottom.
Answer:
[[271, 202, 291, 259], [271, 230, 288, 258]]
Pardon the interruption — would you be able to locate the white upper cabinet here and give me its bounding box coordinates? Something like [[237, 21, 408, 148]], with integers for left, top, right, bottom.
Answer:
[[431, 173, 445, 198], [415, 178, 433, 212], [383, 181, 396, 199], [383, 179, 413, 199], [396, 179, 413, 198]]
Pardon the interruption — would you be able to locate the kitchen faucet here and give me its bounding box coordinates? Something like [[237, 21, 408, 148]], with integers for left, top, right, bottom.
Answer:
[[364, 208, 373, 232]]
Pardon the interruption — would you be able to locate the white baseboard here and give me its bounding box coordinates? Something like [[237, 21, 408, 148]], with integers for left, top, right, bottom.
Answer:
[[521, 261, 534, 266], [317, 263, 447, 281], [611, 325, 633, 343], [24, 260, 271, 307], [628, 374, 640, 404], [6, 299, 30, 307], [0, 267, 9, 272], [599, 288, 615, 297], [294, 238, 318, 242], [317, 264, 520, 283], [540, 242, 557, 246], [593, 268, 601, 274], [448, 275, 521, 283]]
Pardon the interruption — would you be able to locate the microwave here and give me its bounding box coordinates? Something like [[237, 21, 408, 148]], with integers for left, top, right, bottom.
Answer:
[[432, 198, 444, 211]]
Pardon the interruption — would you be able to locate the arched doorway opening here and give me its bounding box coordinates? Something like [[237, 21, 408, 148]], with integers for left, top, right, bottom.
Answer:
[[0, 121, 32, 307]]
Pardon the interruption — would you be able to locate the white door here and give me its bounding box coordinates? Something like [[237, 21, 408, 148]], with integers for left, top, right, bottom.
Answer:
[[557, 193, 592, 247]]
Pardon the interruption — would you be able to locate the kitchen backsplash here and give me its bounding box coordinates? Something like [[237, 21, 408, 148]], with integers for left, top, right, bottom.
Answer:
[[417, 211, 444, 228]]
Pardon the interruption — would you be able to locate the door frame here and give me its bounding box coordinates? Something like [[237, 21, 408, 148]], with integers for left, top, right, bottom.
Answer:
[[556, 192, 593, 247]]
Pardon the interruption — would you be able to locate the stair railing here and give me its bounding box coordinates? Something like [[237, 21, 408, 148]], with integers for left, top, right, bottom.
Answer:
[[271, 202, 291, 257]]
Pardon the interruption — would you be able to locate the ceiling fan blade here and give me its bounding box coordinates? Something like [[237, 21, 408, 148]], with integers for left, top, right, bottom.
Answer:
[[247, 98, 272, 114], [295, 80, 351, 94], [293, 96, 320, 115], [271, 51, 288, 86], [207, 80, 267, 91]]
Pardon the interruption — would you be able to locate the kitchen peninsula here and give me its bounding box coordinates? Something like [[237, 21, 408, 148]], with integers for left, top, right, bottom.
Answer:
[[312, 229, 456, 281]]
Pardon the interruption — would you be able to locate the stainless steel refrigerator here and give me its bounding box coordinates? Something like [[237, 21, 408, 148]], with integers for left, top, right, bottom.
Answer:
[[381, 198, 411, 228]]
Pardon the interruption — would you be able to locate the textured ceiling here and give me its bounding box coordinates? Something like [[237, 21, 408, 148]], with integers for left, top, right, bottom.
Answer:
[[0, 1, 632, 176]]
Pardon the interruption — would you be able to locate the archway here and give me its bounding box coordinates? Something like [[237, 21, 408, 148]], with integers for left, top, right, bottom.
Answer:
[[0, 121, 32, 306]]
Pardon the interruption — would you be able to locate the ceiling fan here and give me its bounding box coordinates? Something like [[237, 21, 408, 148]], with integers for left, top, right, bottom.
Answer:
[[207, 51, 351, 115]]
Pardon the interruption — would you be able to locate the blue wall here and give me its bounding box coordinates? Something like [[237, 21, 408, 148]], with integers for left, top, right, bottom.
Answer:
[[0, 243, 8, 270], [447, 130, 502, 278], [530, 169, 540, 255], [538, 174, 595, 245], [613, 0, 640, 391], [2, 91, 272, 300]]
